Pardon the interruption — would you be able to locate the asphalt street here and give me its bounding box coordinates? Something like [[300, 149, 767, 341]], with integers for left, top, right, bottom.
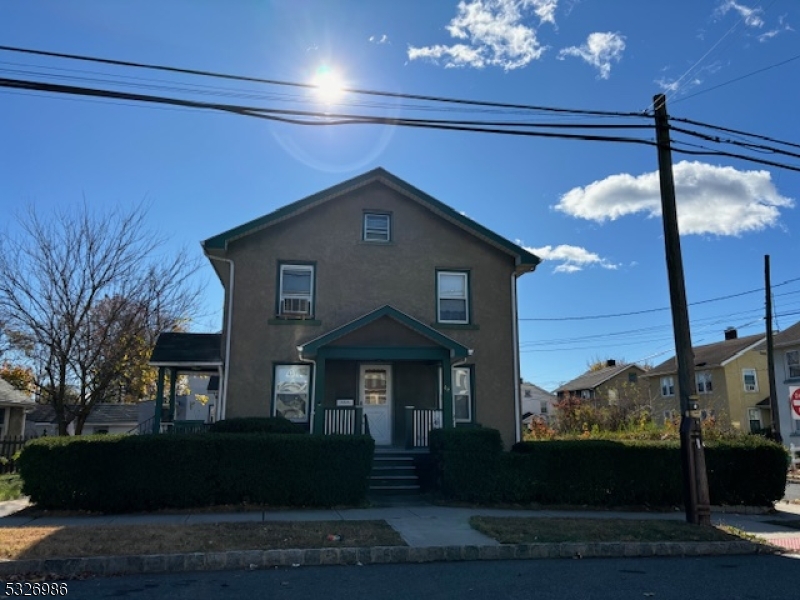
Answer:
[[26, 555, 800, 600]]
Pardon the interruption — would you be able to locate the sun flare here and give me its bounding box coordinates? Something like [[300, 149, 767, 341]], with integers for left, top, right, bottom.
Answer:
[[311, 65, 345, 104]]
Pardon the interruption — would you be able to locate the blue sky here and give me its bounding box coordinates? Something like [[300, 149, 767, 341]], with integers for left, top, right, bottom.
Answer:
[[1, 1, 799, 391]]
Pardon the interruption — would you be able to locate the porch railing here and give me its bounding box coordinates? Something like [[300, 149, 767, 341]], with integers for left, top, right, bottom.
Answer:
[[323, 407, 363, 435], [0, 436, 31, 474], [405, 408, 442, 448]]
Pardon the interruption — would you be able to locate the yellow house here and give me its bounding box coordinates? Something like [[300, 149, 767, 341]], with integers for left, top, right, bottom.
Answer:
[[646, 328, 770, 431]]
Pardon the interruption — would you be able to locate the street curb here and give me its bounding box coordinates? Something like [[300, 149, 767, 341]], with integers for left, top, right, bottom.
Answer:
[[0, 541, 768, 579]]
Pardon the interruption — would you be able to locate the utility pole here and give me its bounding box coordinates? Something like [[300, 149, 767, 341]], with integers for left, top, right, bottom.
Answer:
[[765, 255, 782, 443], [653, 94, 711, 525]]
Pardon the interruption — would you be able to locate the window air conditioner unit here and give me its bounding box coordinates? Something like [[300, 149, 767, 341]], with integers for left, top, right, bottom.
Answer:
[[282, 297, 310, 316]]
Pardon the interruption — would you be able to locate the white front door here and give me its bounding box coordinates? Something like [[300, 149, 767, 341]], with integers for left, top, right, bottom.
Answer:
[[360, 365, 392, 445]]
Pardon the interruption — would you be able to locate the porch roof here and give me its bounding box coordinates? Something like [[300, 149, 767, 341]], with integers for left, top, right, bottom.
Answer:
[[149, 332, 223, 368], [297, 305, 472, 359]]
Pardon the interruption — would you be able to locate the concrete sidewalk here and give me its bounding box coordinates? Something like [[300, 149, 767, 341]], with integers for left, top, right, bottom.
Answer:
[[1, 497, 799, 577]]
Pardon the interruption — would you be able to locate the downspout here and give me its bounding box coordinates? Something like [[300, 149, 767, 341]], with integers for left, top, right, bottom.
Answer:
[[207, 255, 234, 422], [296, 348, 317, 432], [511, 271, 522, 443]]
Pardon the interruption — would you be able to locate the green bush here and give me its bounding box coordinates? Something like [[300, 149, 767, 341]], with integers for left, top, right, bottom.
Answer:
[[428, 428, 787, 507], [428, 427, 504, 502], [17, 433, 374, 512], [208, 416, 305, 434]]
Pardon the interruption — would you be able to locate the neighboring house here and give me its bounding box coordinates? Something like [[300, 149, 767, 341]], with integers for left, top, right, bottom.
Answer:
[[520, 381, 556, 426], [25, 403, 143, 436], [186, 167, 539, 448], [554, 360, 648, 407], [0, 379, 35, 438], [770, 320, 800, 446], [646, 328, 769, 430]]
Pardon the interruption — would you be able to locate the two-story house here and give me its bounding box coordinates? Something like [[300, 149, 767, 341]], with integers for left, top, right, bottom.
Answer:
[[554, 360, 649, 408], [646, 328, 769, 430], [520, 381, 557, 426], [196, 168, 539, 448], [770, 320, 800, 446]]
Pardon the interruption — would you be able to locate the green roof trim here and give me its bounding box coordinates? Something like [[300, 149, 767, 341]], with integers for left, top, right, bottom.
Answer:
[[298, 305, 471, 358], [202, 167, 540, 270]]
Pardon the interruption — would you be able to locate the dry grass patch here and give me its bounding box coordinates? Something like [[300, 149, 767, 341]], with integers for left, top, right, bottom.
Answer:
[[470, 516, 743, 544], [0, 520, 403, 560]]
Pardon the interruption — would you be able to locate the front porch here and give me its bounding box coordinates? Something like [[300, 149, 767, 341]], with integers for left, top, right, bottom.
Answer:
[[322, 404, 442, 448], [298, 306, 472, 448]]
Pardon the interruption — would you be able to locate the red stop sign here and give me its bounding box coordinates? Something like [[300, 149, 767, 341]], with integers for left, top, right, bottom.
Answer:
[[791, 388, 800, 418]]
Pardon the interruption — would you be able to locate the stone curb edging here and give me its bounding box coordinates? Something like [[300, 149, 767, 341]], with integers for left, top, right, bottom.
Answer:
[[0, 541, 767, 579]]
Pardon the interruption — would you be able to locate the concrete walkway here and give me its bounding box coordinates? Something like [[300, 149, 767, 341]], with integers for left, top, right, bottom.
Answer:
[[1, 497, 799, 577]]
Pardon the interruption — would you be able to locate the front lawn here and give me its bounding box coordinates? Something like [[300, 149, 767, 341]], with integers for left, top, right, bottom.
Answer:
[[0, 473, 24, 501]]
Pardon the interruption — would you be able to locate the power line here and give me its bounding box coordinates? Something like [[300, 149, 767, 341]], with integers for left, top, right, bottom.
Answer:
[[0, 45, 651, 119], [519, 276, 800, 322]]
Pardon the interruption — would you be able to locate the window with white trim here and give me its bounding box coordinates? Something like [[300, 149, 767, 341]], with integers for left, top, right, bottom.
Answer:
[[278, 264, 314, 318], [540, 400, 548, 415], [748, 408, 761, 433], [437, 271, 469, 324], [453, 367, 472, 422], [273, 364, 311, 423], [787, 350, 800, 379], [580, 389, 591, 400], [742, 368, 758, 392], [661, 376, 675, 397], [363, 213, 391, 242], [696, 371, 713, 394]]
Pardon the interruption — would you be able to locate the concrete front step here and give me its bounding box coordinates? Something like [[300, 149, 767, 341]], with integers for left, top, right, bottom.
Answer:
[[369, 451, 423, 494]]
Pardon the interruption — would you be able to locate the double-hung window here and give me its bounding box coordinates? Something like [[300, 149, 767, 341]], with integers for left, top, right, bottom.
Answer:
[[453, 367, 472, 422], [363, 213, 391, 242], [696, 371, 713, 394], [278, 264, 314, 318], [787, 350, 800, 379], [742, 368, 758, 392], [661, 376, 675, 397], [437, 271, 469, 324]]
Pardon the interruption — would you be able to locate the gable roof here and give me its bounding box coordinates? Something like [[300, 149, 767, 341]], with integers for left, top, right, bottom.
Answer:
[[27, 403, 141, 425], [298, 305, 471, 359], [647, 333, 766, 377], [0, 379, 34, 406], [149, 333, 223, 367], [773, 320, 800, 350], [202, 167, 540, 273], [554, 363, 645, 394]]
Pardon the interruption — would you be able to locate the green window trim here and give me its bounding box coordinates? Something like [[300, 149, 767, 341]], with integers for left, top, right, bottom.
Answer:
[[452, 365, 475, 424], [436, 269, 471, 325], [272, 363, 313, 424], [363, 211, 392, 242], [275, 260, 317, 319]]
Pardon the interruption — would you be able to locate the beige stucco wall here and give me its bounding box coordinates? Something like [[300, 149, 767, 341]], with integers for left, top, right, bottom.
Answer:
[[216, 181, 523, 447]]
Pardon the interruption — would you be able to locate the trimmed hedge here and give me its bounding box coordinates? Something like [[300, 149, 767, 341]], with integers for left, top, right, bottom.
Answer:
[[209, 416, 305, 434], [17, 433, 374, 512], [429, 428, 787, 507]]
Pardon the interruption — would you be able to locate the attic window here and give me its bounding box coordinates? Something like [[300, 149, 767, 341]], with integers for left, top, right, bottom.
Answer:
[[363, 213, 391, 242]]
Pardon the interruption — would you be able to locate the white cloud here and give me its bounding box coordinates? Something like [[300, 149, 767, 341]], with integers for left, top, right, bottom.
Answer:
[[715, 1, 764, 28], [524, 243, 619, 273], [554, 161, 795, 236], [369, 34, 390, 44], [407, 0, 558, 70], [557, 32, 625, 79], [758, 15, 793, 42]]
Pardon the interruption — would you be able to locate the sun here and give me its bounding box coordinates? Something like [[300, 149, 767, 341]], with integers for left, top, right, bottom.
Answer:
[[311, 65, 345, 104]]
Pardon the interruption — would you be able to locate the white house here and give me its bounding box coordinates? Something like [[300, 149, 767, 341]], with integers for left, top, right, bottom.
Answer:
[[520, 380, 557, 427], [771, 320, 800, 448]]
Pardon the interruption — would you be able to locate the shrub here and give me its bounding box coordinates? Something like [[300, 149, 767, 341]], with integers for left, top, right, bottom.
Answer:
[[428, 427, 787, 507], [17, 433, 374, 512], [208, 416, 305, 434]]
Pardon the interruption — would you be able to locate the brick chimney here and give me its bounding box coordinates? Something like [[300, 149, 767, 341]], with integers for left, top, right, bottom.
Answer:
[[724, 327, 737, 340]]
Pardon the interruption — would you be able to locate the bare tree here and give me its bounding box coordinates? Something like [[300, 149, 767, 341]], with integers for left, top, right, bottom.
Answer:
[[0, 201, 201, 435]]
